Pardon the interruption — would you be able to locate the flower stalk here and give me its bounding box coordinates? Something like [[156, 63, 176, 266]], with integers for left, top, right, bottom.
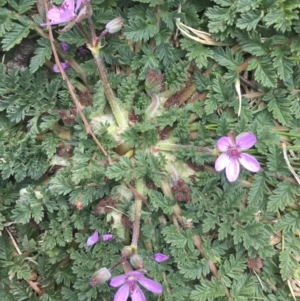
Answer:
[[131, 178, 144, 247], [91, 51, 128, 129]]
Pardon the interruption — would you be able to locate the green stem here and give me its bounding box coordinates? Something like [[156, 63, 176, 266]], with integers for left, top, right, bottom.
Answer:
[[146, 92, 160, 119], [91, 51, 128, 129], [131, 178, 144, 247], [158, 141, 213, 154], [286, 145, 300, 150], [275, 131, 300, 138]]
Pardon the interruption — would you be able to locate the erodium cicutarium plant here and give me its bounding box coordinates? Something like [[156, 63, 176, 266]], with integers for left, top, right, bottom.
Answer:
[[1, 0, 300, 300]]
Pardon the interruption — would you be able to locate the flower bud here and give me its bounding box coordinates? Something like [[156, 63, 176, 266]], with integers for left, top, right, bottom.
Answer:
[[130, 254, 144, 269], [85, 231, 99, 248], [102, 234, 113, 241], [121, 246, 134, 258], [60, 42, 69, 51], [90, 268, 111, 286], [105, 17, 123, 33], [53, 62, 69, 73]]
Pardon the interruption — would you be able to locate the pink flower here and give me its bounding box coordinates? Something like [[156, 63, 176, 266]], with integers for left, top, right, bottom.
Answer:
[[40, 0, 86, 26], [85, 231, 99, 248], [110, 271, 162, 301], [53, 62, 70, 73], [102, 234, 113, 241], [152, 253, 169, 263], [215, 131, 260, 182]]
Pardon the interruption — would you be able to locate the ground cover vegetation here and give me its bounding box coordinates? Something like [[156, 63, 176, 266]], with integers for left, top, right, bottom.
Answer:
[[0, 0, 300, 300]]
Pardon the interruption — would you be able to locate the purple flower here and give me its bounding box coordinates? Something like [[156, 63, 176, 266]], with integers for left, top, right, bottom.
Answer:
[[152, 253, 169, 263], [215, 131, 260, 182], [41, 0, 82, 26], [110, 271, 162, 301], [102, 234, 113, 241], [77, 46, 87, 56], [85, 231, 99, 248], [53, 62, 70, 73], [60, 42, 69, 51]]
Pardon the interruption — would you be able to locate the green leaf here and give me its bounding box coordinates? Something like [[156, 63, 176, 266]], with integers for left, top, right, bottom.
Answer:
[[0, 235, 14, 264], [106, 156, 135, 182], [178, 259, 210, 280], [154, 42, 175, 66], [29, 39, 52, 73], [271, 46, 294, 82], [248, 56, 277, 88], [275, 211, 300, 234], [0, 13, 13, 37], [180, 38, 213, 69], [279, 250, 298, 280], [59, 26, 86, 46], [123, 18, 159, 42], [248, 172, 269, 206], [267, 181, 300, 212], [205, 75, 234, 114], [236, 30, 266, 56], [16, 0, 36, 14], [230, 274, 256, 300], [264, 89, 292, 126], [236, 10, 262, 30], [1, 23, 31, 51], [190, 278, 226, 301], [162, 225, 189, 249], [219, 253, 247, 281], [264, 6, 298, 33], [165, 60, 189, 91], [202, 213, 219, 232], [213, 47, 243, 71], [206, 5, 235, 38], [266, 144, 289, 174]]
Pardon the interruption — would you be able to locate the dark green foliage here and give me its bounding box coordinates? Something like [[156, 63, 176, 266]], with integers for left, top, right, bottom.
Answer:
[[0, 0, 300, 300]]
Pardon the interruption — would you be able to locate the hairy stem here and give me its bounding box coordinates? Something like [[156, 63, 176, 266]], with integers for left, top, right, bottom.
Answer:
[[91, 51, 128, 129], [131, 178, 145, 247], [45, 2, 112, 164]]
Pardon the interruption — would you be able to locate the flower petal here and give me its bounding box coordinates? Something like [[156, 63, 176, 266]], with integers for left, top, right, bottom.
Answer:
[[217, 136, 232, 152], [239, 153, 260, 172], [127, 271, 145, 278], [131, 286, 146, 301], [114, 284, 129, 301], [152, 253, 169, 263], [137, 278, 163, 294], [75, 0, 82, 12], [47, 8, 63, 20], [215, 153, 230, 172], [63, 0, 75, 12], [110, 275, 127, 287], [85, 231, 99, 247], [236, 132, 257, 150], [225, 157, 240, 182]]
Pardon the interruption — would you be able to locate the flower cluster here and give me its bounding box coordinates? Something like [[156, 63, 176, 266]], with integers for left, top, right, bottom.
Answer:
[[171, 179, 191, 202], [85, 231, 114, 248]]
